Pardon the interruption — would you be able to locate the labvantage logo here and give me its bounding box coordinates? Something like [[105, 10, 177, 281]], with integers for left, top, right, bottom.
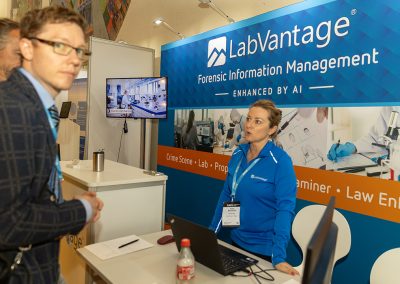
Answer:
[[206, 16, 352, 68], [207, 36, 227, 67]]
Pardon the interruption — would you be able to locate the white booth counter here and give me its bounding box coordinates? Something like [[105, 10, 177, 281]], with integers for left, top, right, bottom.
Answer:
[[59, 159, 167, 284]]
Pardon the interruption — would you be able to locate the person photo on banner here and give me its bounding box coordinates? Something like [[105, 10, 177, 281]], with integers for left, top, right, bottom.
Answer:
[[214, 115, 226, 146], [181, 110, 200, 150], [228, 108, 247, 148], [327, 106, 400, 162], [210, 99, 299, 276], [277, 107, 328, 170]]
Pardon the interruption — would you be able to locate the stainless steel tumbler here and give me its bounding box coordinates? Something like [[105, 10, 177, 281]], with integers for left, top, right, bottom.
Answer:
[[93, 150, 105, 172]]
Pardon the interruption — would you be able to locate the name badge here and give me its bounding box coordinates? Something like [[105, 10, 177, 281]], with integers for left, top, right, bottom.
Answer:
[[222, 202, 240, 227]]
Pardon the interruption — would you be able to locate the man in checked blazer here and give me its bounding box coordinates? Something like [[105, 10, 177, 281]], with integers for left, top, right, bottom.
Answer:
[[0, 6, 103, 283]]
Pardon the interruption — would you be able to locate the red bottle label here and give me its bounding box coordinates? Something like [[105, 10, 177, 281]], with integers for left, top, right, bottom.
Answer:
[[176, 265, 195, 280]]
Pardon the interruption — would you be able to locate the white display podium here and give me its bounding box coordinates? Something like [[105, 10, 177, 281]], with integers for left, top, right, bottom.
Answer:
[[57, 119, 80, 161], [59, 159, 167, 284]]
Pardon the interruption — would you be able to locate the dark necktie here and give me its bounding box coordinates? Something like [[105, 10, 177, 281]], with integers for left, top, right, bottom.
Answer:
[[48, 104, 63, 203], [48, 104, 60, 130]]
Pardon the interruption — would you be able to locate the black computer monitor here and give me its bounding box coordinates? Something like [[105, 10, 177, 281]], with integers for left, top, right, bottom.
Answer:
[[302, 196, 338, 284], [59, 101, 72, 119]]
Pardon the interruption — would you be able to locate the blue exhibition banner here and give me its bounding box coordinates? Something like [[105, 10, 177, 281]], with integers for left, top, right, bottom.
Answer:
[[161, 0, 400, 108], [159, 1, 400, 283]]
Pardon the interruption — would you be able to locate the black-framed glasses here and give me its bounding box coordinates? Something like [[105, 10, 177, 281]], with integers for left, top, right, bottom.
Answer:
[[28, 37, 91, 61]]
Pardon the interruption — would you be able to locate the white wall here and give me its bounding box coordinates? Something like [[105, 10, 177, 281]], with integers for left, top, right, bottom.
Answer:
[[350, 107, 380, 140], [87, 37, 154, 168], [0, 0, 10, 17], [329, 107, 381, 144]]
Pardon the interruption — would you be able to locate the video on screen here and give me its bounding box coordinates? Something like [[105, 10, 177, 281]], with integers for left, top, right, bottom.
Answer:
[[106, 77, 167, 119]]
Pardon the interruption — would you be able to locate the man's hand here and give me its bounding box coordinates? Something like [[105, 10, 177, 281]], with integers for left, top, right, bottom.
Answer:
[[76, 192, 104, 223]]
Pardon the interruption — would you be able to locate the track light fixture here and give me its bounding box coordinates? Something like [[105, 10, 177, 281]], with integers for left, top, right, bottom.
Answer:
[[198, 0, 235, 23], [153, 18, 185, 39]]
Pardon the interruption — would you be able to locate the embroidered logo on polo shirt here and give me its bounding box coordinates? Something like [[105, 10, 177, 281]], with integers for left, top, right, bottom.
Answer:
[[250, 174, 268, 182]]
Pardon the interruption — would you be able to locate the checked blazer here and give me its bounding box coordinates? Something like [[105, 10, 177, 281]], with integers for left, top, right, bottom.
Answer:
[[0, 70, 87, 283]]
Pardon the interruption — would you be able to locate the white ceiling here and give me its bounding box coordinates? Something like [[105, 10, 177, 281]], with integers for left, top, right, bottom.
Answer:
[[117, 0, 303, 57], [0, 0, 303, 63]]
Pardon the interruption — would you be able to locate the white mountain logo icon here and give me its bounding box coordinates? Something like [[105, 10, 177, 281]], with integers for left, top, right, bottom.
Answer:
[[208, 36, 227, 67]]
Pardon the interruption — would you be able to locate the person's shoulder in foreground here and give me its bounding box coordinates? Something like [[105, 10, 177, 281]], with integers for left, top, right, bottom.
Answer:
[[0, 18, 20, 81]]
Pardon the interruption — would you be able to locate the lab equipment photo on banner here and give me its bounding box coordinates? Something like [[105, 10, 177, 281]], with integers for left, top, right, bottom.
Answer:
[[173, 107, 330, 169], [174, 109, 214, 153], [326, 105, 400, 181], [174, 108, 252, 155], [173, 105, 400, 181]]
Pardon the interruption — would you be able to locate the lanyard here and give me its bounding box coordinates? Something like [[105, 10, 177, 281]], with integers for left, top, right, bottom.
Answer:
[[44, 108, 63, 179], [231, 156, 260, 201]]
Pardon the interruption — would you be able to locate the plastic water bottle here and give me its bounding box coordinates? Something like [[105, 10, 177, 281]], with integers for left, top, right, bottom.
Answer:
[[176, 238, 195, 283]]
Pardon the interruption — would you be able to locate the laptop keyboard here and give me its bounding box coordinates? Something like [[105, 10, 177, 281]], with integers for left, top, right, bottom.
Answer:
[[218, 244, 257, 274]]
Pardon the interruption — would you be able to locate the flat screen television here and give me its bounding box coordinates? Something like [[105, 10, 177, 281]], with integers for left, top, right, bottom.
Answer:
[[302, 196, 338, 284], [106, 77, 167, 119]]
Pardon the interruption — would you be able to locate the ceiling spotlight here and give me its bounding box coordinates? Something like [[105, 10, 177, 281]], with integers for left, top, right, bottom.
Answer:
[[197, 0, 235, 23], [153, 18, 163, 25], [153, 18, 185, 39]]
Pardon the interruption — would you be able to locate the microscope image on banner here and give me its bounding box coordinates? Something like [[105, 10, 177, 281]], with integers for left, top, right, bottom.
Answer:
[[326, 106, 400, 180]]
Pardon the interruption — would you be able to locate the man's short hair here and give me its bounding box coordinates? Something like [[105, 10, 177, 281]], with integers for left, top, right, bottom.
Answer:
[[0, 18, 19, 49], [20, 6, 89, 41]]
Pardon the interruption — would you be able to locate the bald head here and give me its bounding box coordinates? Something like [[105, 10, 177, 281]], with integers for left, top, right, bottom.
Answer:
[[0, 18, 21, 81]]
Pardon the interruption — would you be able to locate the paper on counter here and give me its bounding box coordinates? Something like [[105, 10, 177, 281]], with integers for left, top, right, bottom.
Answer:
[[84, 234, 153, 260], [282, 279, 300, 284]]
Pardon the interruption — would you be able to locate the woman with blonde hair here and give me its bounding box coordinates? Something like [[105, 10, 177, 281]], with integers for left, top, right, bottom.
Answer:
[[210, 100, 299, 276]]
